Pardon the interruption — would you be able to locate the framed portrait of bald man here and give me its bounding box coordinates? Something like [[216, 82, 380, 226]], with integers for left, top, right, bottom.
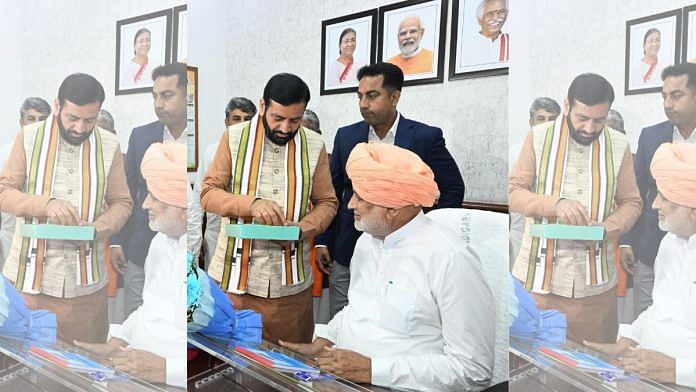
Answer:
[[320, 9, 378, 95], [683, 4, 696, 65], [378, 0, 447, 86], [449, 0, 509, 80], [625, 9, 682, 95]]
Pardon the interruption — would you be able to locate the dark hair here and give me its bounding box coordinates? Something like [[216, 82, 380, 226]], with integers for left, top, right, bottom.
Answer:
[[225, 97, 257, 118], [661, 62, 696, 92], [19, 97, 51, 119], [339, 28, 356, 55], [357, 62, 404, 92], [263, 73, 310, 107], [643, 28, 660, 46], [567, 73, 614, 108], [57, 73, 105, 106], [133, 28, 151, 55], [529, 97, 561, 119], [151, 62, 187, 91]]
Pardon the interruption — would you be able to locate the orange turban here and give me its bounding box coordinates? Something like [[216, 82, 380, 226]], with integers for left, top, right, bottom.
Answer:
[[141, 142, 187, 208], [650, 142, 696, 208], [346, 143, 439, 209]]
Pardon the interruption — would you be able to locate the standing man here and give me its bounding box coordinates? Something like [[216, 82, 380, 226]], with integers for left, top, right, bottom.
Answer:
[[510, 73, 642, 343], [0, 73, 132, 343], [316, 62, 464, 317], [200, 73, 337, 343], [193, 97, 256, 268], [387, 15, 434, 75], [110, 63, 187, 319], [0, 98, 53, 267], [620, 63, 696, 319], [470, 0, 509, 64]]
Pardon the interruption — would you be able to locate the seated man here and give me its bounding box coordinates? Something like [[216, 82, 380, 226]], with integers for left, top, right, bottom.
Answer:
[[75, 143, 187, 387], [586, 143, 696, 388], [281, 143, 495, 391]]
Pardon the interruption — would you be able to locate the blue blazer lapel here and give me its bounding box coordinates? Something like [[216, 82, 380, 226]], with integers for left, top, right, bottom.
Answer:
[[394, 116, 414, 149]]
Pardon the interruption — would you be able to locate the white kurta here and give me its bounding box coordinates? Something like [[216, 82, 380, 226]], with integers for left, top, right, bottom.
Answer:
[[315, 212, 495, 391], [465, 31, 509, 66], [619, 232, 696, 388], [109, 233, 187, 387]]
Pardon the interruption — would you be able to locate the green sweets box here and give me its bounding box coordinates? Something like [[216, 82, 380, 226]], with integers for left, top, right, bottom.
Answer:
[[529, 224, 604, 241], [225, 224, 300, 241], [20, 224, 95, 241]]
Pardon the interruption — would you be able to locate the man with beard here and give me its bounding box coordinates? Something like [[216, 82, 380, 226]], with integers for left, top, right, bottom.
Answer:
[[200, 73, 338, 344], [387, 15, 434, 75], [110, 63, 187, 320], [281, 143, 494, 390], [0, 73, 133, 343], [510, 73, 642, 343], [469, 0, 509, 64], [619, 63, 696, 322], [315, 62, 464, 318]]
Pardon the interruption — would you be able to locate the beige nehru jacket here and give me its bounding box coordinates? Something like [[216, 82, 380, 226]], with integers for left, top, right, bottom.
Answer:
[[510, 126, 642, 298], [201, 125, 337, 298], [0, 125, 132, 298]]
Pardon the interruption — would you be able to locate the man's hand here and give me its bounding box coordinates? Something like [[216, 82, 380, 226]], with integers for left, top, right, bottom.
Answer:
[[315, 247, 332, 275], [554, 199, 590, 226], [45, 199, 80, 226], [250, 199, 285, 226], [620, 246, 636, 275], [112, 347, 166, 384], [316, 347, 371, 384], [73, 338, 127, 357], [110, 246, 127, 275], [621, 348, 676, 384], [278, 337, 333, 357], [584, 337, 637, 357]]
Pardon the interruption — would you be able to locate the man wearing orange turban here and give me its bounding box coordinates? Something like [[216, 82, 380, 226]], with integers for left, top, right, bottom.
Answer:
[[586, 143, 696, 388], [281, 143, 495, 390], [76, 142, 187, 387]]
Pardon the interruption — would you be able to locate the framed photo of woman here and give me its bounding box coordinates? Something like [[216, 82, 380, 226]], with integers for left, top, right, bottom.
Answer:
[[116, 9, 172, 95], [378, 0, 448, 86], [625, 9, 682, 95], [682, 4, 696, 65], [320, 9, 378, 95]]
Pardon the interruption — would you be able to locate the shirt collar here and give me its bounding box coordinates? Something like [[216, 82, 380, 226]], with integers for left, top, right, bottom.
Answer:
[[673, 125, 696, 143], [382, 211, 427, 249], [369, 112, 400, 141], [163, 125, 186, 142]]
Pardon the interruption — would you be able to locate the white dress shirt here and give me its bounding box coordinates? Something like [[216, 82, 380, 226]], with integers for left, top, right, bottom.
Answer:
[[368, 113, 400, 145], [163, 125, 186, 143], [673, 126, 696, 144], [315, 212, 495, 391], [619, 232, 696, 388], [110, 233, 187, 387]]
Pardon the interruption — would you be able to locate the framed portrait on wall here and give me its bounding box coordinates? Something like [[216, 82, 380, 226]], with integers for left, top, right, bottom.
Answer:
[[173, 4, 187, 63], [682, 4, 696, 65], [625, 9, 682, 95], [115, 9, 172, 95], [378, 0, 448, 86], [320, 9, 378, 95], [449, 0, 509, 80], [187, 66, 199, 172]]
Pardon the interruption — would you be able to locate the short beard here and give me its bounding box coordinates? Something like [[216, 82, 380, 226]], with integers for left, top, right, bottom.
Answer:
[[567, 115, 601, 146], [262, 113, 298, 146], [399, 39, 419, 56], [58, 109, 92, 146], [354, 216, 391, 239]]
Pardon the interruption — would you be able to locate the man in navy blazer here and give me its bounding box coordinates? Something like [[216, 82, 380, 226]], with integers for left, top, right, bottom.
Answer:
[[620, 63, 696, 318], [110, 63, 188, 319], [315, 63, 465, 317]]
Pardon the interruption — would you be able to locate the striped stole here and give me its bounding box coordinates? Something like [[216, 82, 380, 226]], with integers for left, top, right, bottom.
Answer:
[[524, 117, 616, 293], [220, 115, 311, 294], [499, 33, 509, 61], [16, 116, 106, 293]]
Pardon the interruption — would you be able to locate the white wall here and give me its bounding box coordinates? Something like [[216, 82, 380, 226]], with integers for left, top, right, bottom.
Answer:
[[191, 0, 509, 204], [0, 2, 23, 147], [6, 0, 182, 153], [510, 0, 693, 152]]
